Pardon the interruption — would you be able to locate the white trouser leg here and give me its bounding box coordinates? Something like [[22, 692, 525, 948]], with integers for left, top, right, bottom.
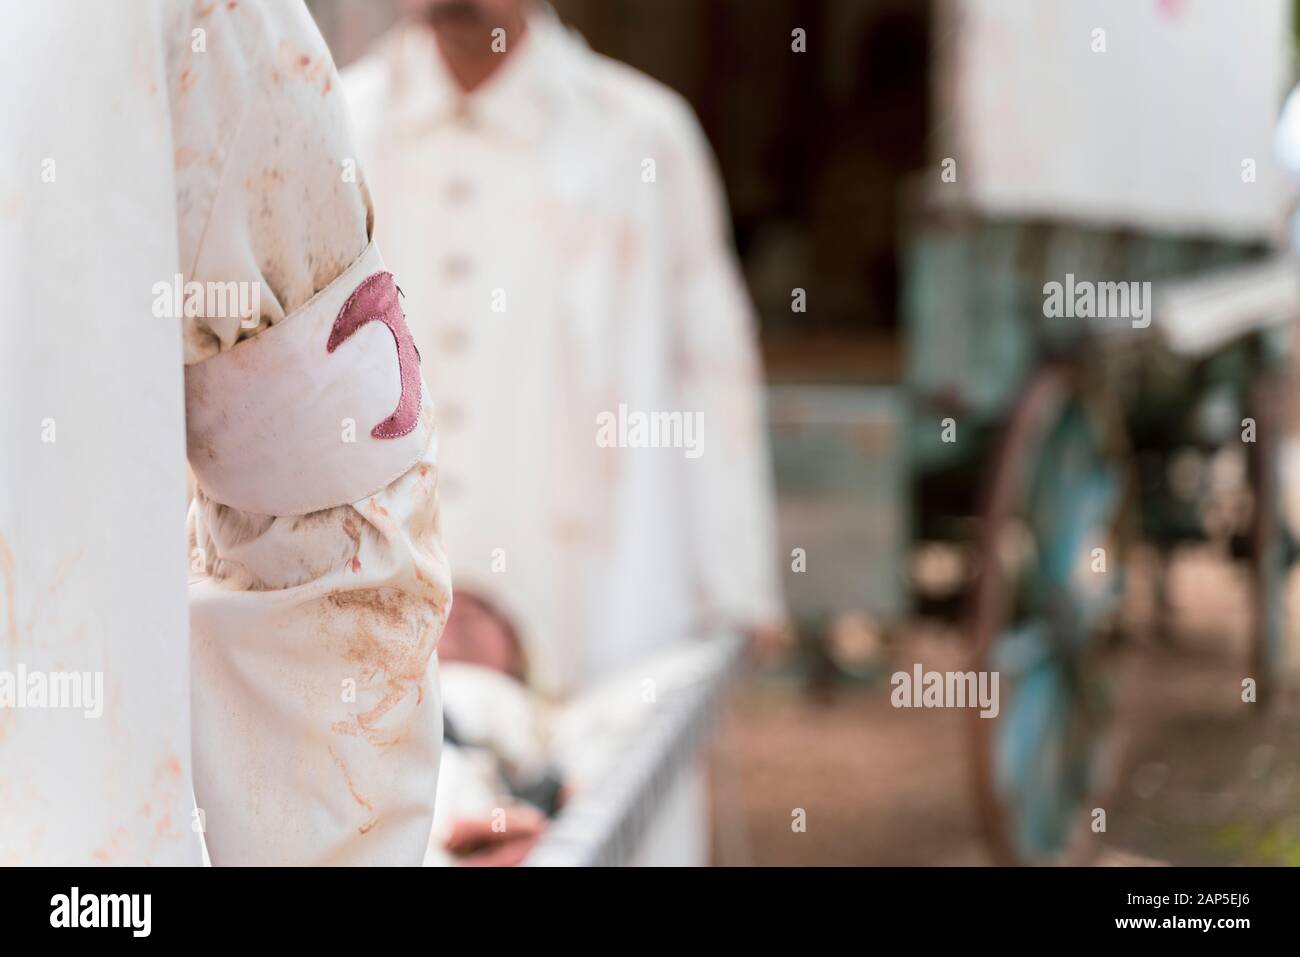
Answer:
[[188, 444, 450, 866]]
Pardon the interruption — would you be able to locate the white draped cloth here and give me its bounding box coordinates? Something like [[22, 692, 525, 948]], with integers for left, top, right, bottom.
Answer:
[[940, 0, 1290, 238], [0, 0, 200, 867]]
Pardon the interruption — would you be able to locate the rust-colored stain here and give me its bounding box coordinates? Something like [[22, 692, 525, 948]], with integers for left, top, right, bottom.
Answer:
[[0, 533, 17, 646], [89, 825, 131, 866], [326, 588, 437, 743], [330, 588, 414, 634], [188, 431, 218, 467], [157, 754, 183, 781], [276, 39, 332, 97], [241, 166, 287, 212], [342, 515, 362, 547], [329, 746, 378, 835], [24, 535, 81, 624], [553, 514, 589, 546], [615, 219, 641, 274]]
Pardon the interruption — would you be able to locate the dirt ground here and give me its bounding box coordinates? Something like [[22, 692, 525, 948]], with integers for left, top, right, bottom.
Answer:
[[708, 547, 1300, 866]]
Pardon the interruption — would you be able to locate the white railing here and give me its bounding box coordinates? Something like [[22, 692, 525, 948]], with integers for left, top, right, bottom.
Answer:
[[525, 633, 744, 867]]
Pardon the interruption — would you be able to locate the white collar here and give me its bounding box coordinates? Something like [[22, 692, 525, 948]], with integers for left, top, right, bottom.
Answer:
[[384, 4, 582, 145]]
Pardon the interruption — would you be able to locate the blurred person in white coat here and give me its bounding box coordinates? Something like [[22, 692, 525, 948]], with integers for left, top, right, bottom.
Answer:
[[344, 0, 785, 865], [0, 0, 449, 865]]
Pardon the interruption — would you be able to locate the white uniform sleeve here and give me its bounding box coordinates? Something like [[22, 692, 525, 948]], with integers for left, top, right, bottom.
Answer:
[[168, 0, 450, 865], [662, 107, 786, 633]]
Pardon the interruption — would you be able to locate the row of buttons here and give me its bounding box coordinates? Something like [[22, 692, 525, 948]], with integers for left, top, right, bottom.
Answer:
[[430, 168, 479, 502]]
